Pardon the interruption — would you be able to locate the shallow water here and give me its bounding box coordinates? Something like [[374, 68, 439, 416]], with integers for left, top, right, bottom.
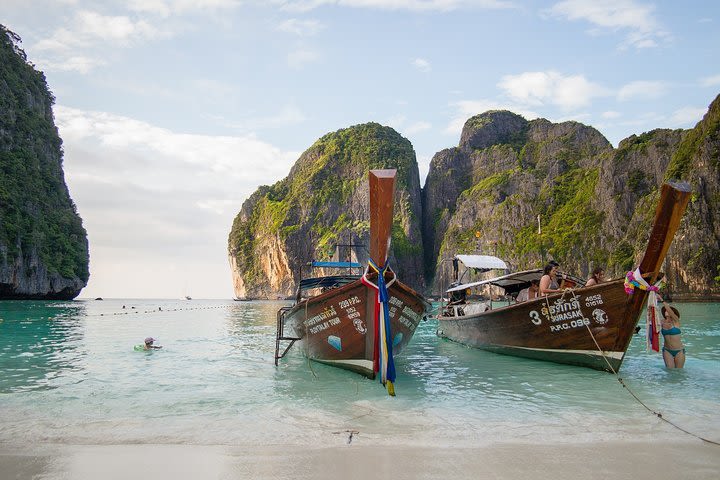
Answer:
[[1, 299, 718, 447]]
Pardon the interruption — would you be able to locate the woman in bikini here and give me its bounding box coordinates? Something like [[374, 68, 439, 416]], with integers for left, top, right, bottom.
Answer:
[[660, 304, 685, 369]]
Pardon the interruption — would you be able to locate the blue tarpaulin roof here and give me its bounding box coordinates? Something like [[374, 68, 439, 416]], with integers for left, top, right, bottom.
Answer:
[[310, 261, 362, 268]]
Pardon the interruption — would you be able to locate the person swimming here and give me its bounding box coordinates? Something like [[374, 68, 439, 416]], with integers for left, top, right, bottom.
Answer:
[[134, 337, 162, 351]]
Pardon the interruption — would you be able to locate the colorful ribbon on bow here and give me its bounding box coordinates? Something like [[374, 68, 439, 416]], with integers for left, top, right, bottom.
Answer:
[[361, 259, 396, 396], [624, 267, 664, 295], [625, 267, 665, 352]]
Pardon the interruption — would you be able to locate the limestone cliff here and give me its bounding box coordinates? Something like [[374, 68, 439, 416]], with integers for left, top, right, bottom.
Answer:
[[661, 94, 720, 298], [422, 97, 720, 299], [0, 26, 89, 299], [228, 123, 425, 299], [422, 111, 613, 291]]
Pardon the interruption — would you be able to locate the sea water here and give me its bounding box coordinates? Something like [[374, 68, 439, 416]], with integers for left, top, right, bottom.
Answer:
[[1, 299, 718, 447]]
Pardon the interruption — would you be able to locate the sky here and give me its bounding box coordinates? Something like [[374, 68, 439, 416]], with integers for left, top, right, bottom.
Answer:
[[3, 1, 719, 299]]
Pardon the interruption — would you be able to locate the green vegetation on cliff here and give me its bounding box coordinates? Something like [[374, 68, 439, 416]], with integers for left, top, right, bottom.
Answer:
[[666, 98, 720, 180], [228, 123, 423, 296], [0, 26, 89, 283]]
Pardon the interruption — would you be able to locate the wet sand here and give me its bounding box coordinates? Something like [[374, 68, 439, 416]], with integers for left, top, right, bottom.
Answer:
[[1, 441, 718, 480]]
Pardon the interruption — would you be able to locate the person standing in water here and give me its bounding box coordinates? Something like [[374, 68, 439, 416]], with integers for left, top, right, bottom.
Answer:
[[660, 304, 685, 369]]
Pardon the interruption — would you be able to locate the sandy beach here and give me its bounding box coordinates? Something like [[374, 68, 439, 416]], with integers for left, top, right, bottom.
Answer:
[[2, 440, 719, 480]]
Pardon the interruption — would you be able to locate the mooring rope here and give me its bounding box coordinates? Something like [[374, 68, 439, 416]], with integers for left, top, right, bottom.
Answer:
[[583, 320, 720, 446]]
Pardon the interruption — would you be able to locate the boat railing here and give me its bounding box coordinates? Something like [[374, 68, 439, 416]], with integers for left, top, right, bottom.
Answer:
[[274, 306, 301, 365]]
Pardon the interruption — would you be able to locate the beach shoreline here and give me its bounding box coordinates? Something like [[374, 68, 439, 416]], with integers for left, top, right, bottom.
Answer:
[[2, 440, 718, 480]]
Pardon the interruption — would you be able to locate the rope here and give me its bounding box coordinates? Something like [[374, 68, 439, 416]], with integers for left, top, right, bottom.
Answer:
[[583, 322, 720, 446]]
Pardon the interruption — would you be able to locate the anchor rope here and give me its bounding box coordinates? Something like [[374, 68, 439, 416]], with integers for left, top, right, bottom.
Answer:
[[581, 301, 720, 446]]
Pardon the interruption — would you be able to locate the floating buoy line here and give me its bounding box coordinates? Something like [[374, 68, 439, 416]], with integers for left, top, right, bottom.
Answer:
[[58, 304, 233, 319]]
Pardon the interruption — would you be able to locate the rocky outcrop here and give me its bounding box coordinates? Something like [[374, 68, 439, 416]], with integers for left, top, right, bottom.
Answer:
[[422, 111, 614, 292], [0, 26, 89, 299], [230, 95, 720, 300], [228, 123, 425, 299], [421, 97, 720, 299], [661, 95, 720, 298]]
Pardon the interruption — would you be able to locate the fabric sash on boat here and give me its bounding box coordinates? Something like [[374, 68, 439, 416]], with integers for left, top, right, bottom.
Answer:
[[625, 267, 664, 352], [362, 259, 396, 396], [646, 289, 661, 352]]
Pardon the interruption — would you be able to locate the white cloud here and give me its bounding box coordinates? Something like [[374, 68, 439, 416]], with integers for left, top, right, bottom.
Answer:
[[498, 71, 610, 110], [56, 106, 297, 195], [75, 10, 159, 43], [30, 10, 166, 73], [404, 121, 432, 135], [700, 74, 720, 87], [36, 55, 107, 74], [602, 111, 621, 119], [275, 0, 515, 13], [617, 80, 667, 101], [34, 12, 160, 53], [412, 58, 431, 72], [547, 0, 667, 49], [277, 18, 325, 36], [55, 106, 298, 297], [383, 115, 430, 136], [231, 105, 308, 130], [287, 48, 321, 68], [667, 106, 706, 128], [127, 0, 243, 16]]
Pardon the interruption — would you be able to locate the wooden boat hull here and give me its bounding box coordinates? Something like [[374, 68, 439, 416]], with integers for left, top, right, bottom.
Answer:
[[282, 275, 429, 378], [437, 279, 644, 372], [437, 181, 691, 372]]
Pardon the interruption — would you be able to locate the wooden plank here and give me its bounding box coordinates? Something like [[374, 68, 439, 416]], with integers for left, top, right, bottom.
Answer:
[[368, 169, 397, 267]]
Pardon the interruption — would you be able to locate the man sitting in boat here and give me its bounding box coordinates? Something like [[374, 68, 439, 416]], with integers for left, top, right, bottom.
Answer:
[[448, 286, 469, 305], [516, 279, 540, 302]]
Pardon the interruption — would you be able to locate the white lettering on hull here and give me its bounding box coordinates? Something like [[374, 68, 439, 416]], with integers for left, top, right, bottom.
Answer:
[[529, 293, 609, 333]]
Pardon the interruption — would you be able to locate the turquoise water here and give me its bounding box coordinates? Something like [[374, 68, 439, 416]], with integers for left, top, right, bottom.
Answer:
[[1, 299, 718, 447]]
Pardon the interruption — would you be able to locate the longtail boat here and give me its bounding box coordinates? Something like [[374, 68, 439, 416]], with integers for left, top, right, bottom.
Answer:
[[436, 181, 692, 372], [275, 169, 431, 394]]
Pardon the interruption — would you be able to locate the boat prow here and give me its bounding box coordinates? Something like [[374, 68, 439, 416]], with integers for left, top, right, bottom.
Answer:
[[275, 169, 431, 391]]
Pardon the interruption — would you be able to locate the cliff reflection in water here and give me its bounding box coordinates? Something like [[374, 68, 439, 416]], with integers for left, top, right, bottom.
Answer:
[[0, 301, 86, 392]]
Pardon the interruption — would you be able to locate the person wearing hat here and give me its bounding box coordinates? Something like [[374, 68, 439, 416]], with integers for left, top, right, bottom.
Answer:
[[144, 337, 162, 350]]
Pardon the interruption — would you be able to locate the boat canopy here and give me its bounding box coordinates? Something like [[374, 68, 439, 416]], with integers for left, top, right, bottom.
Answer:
[[446, 269, 585, 295], [298, 275, 360, 292], [455, 255, 508, 271], [447, 269, 541, 293]]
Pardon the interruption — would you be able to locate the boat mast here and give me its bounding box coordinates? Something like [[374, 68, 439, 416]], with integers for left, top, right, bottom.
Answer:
[[619, 181, 691, 350], [638, 181, 692, 283], [368, 169, 396, 267]]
